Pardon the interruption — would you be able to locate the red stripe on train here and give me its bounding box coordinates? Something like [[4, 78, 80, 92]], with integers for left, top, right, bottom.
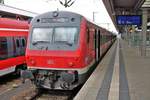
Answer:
[[0, 56, 25, 70]]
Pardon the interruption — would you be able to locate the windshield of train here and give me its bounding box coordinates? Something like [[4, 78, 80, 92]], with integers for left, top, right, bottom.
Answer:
[[31, 27, 79, 50], [32, 28, 53, 45], [54, 27, 78, 45]]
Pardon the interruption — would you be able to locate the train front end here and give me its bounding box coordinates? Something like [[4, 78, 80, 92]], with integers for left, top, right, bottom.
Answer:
[[26, 11, 88, 90]]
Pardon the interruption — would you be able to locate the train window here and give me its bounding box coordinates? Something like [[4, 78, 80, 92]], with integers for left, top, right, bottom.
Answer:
[[54, 27, 78, 45], [87, 28, 90, 43], [94, 29, 96, 46], [32, 28, 53, 44], [22, 39, 26, 47], [16, 39, 20, 47], [93, 33, 96, 49], [100, 35, 104, 45], [103, 35, 105, 43], [0, 37, 7, 60], [104, 35, 106, 43]]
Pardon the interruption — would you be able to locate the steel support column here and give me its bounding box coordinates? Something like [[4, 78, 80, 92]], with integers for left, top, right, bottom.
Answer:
[[0, 0, 4, 4], [141, 9, 148, 56]]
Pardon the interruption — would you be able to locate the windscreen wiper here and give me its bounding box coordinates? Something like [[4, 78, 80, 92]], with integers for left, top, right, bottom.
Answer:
[[54, 41, 73, 46], [32, 41, 50, 45]]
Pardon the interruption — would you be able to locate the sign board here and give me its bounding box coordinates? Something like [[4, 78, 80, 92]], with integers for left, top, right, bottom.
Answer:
[[116, 15, 142, 26]]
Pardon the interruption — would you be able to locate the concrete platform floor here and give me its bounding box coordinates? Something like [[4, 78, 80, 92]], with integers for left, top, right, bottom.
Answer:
[[74, 39, 150, 100], [121, 40, 150, 100], [74, 40, 118, 100]]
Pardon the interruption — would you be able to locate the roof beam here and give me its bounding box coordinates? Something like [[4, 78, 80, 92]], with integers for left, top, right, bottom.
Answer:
[[102, 0, 118, 31], [134, 0, 145, 10]]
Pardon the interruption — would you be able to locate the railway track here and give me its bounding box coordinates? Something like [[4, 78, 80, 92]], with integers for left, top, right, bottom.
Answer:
[[30, 90, 75, 100], [30, 85, 82, 100], [0, 74, 21, 95], [30, 90, 72, 100], [0, 74, 36, 100], [0, 74, 19, 84], [0, 79, 81, 100], [0, 73, 81, 100]]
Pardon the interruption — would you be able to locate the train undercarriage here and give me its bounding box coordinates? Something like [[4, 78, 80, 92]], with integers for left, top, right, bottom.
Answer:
[[30, 69, 82, 90]]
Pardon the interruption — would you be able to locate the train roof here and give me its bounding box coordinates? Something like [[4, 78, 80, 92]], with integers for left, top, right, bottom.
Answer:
[[31, 11, 101, 26], [0, 18, 29, 29], [31, 11, 83, 24], [31, 11, 115, 35], [32, 11, 82, 20]]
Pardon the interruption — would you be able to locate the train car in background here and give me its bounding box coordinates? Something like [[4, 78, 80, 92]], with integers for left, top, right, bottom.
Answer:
[[0, 18, 28, 76], [26, 11, 116, 90]]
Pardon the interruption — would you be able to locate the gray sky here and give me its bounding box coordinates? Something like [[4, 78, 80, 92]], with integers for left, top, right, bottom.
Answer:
[[5, 0, 117, 33]]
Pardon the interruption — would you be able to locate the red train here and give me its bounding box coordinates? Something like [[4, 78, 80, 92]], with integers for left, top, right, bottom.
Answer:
[[0, 18, 28, 76], [26, 11, 116, 90]]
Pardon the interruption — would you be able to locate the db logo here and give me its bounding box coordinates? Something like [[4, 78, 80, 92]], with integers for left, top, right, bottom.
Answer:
[[47, 60, 54, 64]]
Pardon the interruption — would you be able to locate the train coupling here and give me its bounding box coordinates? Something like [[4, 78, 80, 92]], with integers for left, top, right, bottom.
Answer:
[[20, 70, 34, 83]]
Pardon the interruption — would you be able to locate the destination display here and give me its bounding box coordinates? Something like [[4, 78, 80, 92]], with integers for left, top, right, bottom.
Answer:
[[116, 15, 142, 26], [41, 17, 69, 23]]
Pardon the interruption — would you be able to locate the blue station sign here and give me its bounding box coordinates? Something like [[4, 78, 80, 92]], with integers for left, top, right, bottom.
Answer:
[[116, 15, 142, 26]]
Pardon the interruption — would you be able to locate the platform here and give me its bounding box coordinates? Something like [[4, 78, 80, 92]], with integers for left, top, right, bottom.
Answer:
[[74, 39, 150, 100]]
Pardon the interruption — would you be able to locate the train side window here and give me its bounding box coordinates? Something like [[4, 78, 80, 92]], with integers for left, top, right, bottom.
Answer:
[[100, 35, 104, 44], [0, 37, 8, 60], [16, 39, 20, 47], [87, 28, 90, 43], [103, 35, 105, 43], [22, 39, 26, 47], [94, 29, 97, 49]]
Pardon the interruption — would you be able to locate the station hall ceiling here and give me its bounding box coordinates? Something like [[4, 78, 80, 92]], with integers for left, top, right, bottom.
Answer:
[[113, 0, 144, 9]]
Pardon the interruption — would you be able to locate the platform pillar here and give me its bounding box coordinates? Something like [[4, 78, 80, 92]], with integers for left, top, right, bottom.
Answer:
[[141, 9, 148, 56], [0, 0, 4, 4]]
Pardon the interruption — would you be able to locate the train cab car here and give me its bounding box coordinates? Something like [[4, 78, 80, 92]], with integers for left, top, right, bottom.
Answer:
[[0, 18, 28, 76], [26, 11, 115, 90]]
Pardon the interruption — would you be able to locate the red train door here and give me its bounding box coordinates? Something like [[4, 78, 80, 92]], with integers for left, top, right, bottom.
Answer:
[[95, 29, 100, 62]]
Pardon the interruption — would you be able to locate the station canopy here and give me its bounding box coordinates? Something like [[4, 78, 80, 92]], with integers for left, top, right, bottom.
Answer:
[[0, 4, 38, 20], [102, 0, 150, 32]]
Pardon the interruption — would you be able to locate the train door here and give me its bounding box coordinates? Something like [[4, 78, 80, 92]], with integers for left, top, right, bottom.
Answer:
[[95, 29, 100, 62], [98, 30, 100, 59], [100, 34, 102, 56], [94, 29, 97, 61]]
